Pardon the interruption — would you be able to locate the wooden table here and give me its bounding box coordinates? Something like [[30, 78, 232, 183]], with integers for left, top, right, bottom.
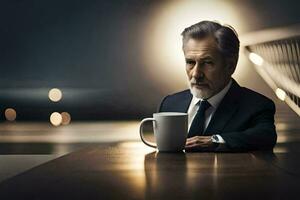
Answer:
[[0, 141, 299, 200]]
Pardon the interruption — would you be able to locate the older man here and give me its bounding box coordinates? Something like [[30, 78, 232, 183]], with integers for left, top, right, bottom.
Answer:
[[159, 21, 277, 152]]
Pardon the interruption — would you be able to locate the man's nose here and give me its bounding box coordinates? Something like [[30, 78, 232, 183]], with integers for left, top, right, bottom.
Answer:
[[192, 64, 204, 79]]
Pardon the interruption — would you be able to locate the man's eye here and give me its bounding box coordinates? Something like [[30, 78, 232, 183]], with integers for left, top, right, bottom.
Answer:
[[203, 61, 213, 65], [186, 60, 195, 65]]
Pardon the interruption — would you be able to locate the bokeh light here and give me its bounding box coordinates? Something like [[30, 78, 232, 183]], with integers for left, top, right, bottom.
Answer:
[[48, 88, 62, 102], [249, 52, 264, 66], [4, 108, 17, 121], [61, 112, 71, 125], [275, 88, 287, 101], [50, 112, 62, 126]]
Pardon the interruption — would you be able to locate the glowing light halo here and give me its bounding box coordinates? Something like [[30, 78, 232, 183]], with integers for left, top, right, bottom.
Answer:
[[142, 1, 244, 92], [61, 112, 71, 125], [249, 52, 264, 66], [50, 112, 62, 126], [48, 88, 62, 102], [5, 108, 17, 121], [275, 88, 286, 101]]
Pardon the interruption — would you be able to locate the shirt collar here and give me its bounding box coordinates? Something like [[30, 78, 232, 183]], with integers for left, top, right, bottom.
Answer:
[[190, 79, 232, 109]]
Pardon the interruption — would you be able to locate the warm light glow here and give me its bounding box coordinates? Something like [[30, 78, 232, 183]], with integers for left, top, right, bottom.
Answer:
[[48, 88, 62, 102], [274, 146, 288, 153], [249, 52, 264, 66], [5, 108, 17, 121], [50, 112, 62, 126], [213, 154, 218, 169], [142, 1, 244, 91], [61, 112, 71, 125], [118, 141, 153, 152], [275, 88, 286, 101]]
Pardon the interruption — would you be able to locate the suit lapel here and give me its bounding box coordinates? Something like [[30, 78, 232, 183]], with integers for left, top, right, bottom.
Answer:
[[204, 80, 241, 135]]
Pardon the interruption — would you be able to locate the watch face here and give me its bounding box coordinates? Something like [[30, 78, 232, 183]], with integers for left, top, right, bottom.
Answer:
[[212, 135, 219, 142]]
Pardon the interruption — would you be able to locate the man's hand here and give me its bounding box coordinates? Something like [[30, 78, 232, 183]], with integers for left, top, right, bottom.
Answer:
[[185, 136, 216, 151]]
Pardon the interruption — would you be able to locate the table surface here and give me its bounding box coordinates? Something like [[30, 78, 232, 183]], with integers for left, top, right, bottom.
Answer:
[[0, 140, 299, 200]]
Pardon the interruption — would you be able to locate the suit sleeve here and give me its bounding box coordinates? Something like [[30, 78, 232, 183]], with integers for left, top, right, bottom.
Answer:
[[218, 100, 277, 151]]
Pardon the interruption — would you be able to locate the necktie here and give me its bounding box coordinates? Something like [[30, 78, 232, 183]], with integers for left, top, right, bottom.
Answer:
[[188, 100, 211, 137]]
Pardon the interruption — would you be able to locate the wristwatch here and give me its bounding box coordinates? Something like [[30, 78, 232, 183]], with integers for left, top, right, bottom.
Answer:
[[211, 134, 219, 143]]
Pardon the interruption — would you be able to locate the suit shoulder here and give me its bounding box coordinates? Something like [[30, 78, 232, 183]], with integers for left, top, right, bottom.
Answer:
[[161, 89, 190, 105], [240, 87, 275, 107], [166, 89, 191, 99], [158, 89, 191, 112]]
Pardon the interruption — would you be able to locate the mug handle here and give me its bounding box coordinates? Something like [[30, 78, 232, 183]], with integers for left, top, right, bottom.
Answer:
[[139, 118, 157, 148]]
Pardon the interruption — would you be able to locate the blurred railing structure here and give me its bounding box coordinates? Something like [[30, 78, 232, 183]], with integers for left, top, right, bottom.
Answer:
[[242, 24, 300, 116]]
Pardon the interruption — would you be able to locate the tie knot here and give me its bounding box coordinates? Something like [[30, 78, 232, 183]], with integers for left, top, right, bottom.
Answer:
[[197, 100, 211, 112]]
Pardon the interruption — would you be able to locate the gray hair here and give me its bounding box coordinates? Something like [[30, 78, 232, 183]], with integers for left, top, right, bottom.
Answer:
[[181, 20, 240, 67]]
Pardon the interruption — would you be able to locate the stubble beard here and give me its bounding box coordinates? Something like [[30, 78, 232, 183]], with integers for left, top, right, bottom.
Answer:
[[188, 81, 212, 99]]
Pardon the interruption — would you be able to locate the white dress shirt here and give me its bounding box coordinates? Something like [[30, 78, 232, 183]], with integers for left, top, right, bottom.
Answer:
[[187, 79, 232, 143]]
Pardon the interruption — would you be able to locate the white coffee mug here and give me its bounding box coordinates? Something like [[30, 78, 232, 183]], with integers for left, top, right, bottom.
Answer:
[[139, 112, 188, 152]]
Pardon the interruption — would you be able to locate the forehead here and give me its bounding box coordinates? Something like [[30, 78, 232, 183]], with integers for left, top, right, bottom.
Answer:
[[183, 37, 220, 59]]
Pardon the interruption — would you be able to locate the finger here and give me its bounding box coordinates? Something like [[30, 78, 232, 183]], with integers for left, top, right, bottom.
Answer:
[[186, 137, 197, 142], [186, 137, 208, 145], [186, 136, 200, 143], [185, 137, 195, 145], [185, 143, 200, 149], [187, 136, 208, 141], [185, 141, 207, 148], [186, 138, 201, 145], [186, 139, 196, 145]]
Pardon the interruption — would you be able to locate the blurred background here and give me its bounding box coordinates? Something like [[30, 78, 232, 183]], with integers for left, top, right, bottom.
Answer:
[[1, 0, 299, 122], [1, 0, 300, 182]]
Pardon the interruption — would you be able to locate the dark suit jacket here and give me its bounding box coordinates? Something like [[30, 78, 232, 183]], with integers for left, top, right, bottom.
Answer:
[[158, 79, 277, 151]]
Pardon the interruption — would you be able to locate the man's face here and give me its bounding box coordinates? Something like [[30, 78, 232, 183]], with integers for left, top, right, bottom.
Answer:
[[183, 37, 234, 99]]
